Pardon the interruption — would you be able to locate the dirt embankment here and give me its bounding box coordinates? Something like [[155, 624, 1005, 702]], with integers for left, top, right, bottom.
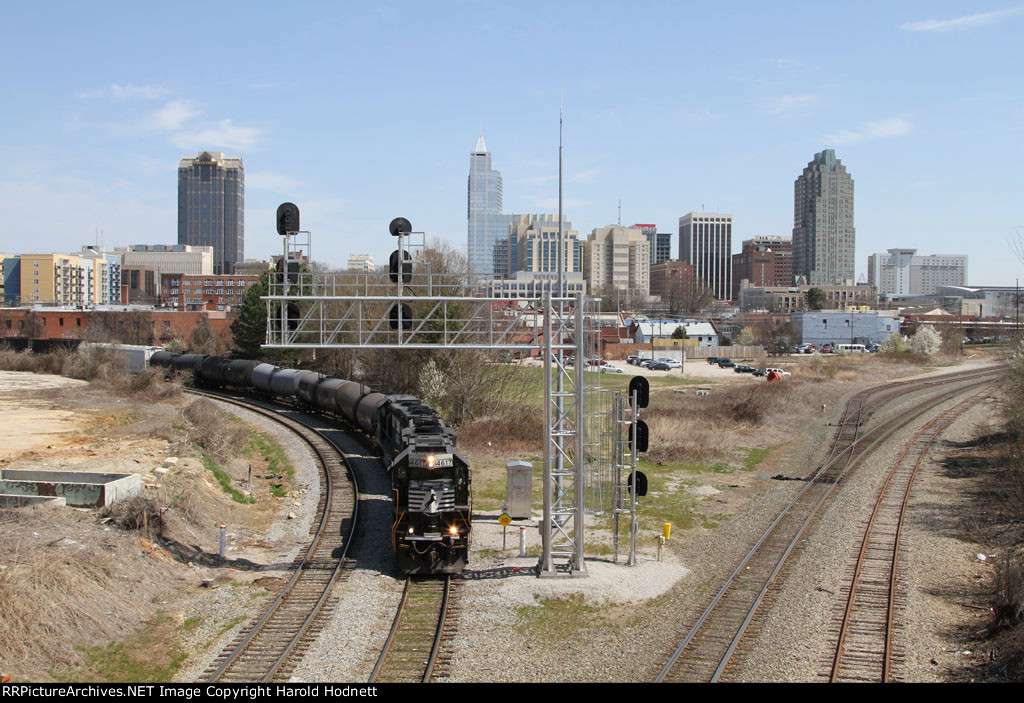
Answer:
[[0, 371, 317, 682]]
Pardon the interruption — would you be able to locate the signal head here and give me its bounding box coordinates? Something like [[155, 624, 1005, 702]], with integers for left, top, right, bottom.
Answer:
[[389, 217, 412, 237]]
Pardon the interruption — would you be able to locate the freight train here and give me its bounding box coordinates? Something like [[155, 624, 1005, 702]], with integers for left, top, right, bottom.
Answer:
[[149, 352, 471, 574]]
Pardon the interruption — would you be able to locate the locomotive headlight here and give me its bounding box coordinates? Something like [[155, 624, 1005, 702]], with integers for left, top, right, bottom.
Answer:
[[408, 527, 414, 534], [448, 525, 458, 536], [427, 454, 436, 469]]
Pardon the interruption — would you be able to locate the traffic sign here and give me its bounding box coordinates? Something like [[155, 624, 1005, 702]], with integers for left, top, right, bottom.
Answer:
[[498, 513, 512, 527]]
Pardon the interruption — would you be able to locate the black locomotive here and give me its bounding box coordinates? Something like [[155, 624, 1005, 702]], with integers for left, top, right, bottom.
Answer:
[[150, 352, 471, 575]]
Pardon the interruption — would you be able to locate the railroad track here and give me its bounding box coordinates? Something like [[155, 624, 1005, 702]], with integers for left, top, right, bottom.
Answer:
[[191, 391, 360, 683], [655, 367, 1000, 683], [369, 576, 457, 683], [828, 386, 991, 683]]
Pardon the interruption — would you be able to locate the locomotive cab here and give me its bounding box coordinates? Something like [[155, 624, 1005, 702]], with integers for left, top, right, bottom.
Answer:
[[390, 444, 471, 574]]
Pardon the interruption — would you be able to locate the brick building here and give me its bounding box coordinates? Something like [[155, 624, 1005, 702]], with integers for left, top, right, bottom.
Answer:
[[160, 273, 259, 311]]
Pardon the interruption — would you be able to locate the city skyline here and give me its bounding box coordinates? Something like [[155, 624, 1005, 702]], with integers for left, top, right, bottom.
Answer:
[[1, 2, 1020, 285]]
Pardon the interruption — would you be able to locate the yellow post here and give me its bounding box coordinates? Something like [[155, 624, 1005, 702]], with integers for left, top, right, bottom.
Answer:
[[663, 523, 672, 541]]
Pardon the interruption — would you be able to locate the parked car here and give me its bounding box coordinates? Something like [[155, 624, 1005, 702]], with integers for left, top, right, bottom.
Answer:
[[707, 356, 720, 365], [764, 367, 791, 376], [717, 359, 735, 368], [627, 355, 641, 365], [640, 359, 657, 368], [647, 362, 671, 371], [734, 364, 755, 373], [657, 358, 682, 368], [600, 364, 624, 373], [753, 368, 767, 377]]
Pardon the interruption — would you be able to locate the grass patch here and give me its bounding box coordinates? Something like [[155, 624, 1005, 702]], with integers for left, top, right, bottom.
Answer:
[[200, 451, 254, 504], [742, 446, 774, 469], [243, 427, 294, 497], [63, 613, 191, 683], [215, 615, 248, 639], [515, 593, 610, 641]]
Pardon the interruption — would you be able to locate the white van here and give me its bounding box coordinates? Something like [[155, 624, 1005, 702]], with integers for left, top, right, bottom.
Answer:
[[837, 343, 867, 353]]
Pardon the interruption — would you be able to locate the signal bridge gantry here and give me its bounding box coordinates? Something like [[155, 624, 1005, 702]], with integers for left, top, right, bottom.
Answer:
[[263, 214, 643, 577]]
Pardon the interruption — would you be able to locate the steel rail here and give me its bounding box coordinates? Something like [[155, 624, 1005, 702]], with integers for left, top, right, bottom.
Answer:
[[829, 386, 990, 682], [655, 368, 999, 683], [369, 576, 452, 683], [193, 390, 359, 683]]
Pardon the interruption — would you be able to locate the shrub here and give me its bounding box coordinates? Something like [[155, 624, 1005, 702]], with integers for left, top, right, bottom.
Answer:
[[100, 495, 164, 534], [910, 326, 941, 355]]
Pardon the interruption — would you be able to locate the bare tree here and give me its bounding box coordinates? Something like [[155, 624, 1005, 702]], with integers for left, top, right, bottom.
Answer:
[[666, 273, 714, 316]]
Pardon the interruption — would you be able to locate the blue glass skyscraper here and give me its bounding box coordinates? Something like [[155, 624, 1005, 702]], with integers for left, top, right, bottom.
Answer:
[[467, 134, 511, 278]]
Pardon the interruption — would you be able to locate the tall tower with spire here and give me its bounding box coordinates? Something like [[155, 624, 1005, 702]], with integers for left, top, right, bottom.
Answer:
[[467, 133, 510, 277]]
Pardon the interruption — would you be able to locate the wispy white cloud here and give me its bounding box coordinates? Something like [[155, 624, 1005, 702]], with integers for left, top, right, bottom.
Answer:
[[77, 83, 172, 100], [145, 99, 202, 131], [135, 155, 173, 175], [823, 117, 913, 146], [759, 93, 819, 115], [172, 119, 264, 151], [246, 171, 302, 191], [901, 6, 1024, 32], [768, 58, 803, 69], [569, 167, 602, 184]]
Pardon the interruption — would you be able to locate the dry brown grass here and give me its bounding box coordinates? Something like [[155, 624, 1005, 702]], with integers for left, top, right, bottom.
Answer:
[[0, 504, 184, 680], [642, 379, 825, 465], [459, 407, 546, 454], [180, 398, 250, 461], [0, 346, 183, 402], [0, 346, 72, 375], [100, 495, 164, 534]]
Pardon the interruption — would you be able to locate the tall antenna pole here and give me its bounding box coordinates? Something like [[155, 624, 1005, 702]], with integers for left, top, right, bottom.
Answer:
[[618, 198, 621, 226], [558, 96, 564, 300]]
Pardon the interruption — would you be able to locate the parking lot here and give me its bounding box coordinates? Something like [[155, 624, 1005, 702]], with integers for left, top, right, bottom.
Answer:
[[609, 358, 773, 381]]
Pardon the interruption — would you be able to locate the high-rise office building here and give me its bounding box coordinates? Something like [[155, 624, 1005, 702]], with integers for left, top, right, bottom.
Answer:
[[793, 149, 854, 286], [178, 151, 244, 275], [679, 212, 732, 301], [467, 134, 512, 278], [583, 225, 650, 296], [633, 224, 672, 265], [493, 214, 580, 277]]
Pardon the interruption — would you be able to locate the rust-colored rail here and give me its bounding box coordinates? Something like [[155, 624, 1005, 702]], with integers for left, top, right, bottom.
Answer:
[[655, 367, 999, 683], [369, 576, 455, 683], [829, 387, 990, 682]]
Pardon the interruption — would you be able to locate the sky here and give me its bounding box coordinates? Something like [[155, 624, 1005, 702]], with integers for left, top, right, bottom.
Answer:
[[1, 1, 1022, 285]]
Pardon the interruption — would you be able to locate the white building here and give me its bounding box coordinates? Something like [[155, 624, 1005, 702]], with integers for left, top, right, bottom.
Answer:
[[632, 319, 719, 346], [117, 244, 214, 295], [347, 253, 375, 272], [583, 225, 650, 297], [868, 248, 967, 297]]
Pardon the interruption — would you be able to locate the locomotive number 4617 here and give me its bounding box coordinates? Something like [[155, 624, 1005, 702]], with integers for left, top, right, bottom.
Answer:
[[408, 453, 454, 469]]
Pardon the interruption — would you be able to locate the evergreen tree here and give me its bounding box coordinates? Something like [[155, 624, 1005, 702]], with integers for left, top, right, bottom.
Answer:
[[806, 287, 827, 311], [230, 270, 300, 362]]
